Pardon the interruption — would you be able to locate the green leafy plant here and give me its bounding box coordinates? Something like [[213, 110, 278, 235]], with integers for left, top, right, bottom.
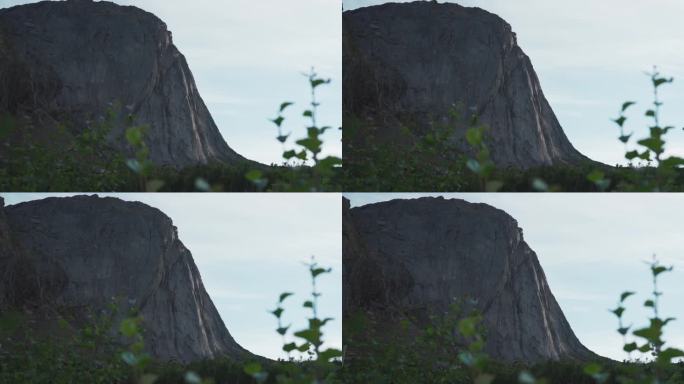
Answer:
[[341, 256, 684, 384], [344, 69, 684, 192], [244, 257, 342, 383], [246, 69, 342, 192], [0, 107, 131, 191]]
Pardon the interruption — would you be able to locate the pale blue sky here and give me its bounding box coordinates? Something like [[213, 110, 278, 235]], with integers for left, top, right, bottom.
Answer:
[[1, 193, 342, 360], [345, 193, 684, 361], [344, 0, 684, 166], [1, 0, 342, 165]]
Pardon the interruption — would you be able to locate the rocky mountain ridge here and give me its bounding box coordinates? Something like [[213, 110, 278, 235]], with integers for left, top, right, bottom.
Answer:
[[343, 196, 596, 362], [343, 1, 589, 168], [0, 0, 248, 168], [0, 195, 249, 363]]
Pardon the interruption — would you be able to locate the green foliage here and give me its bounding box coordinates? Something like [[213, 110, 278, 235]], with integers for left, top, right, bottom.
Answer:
[[344, 69, 684, 192], [0, 261, 341, 384], [342, 300, 489, 383], [343, 107, 474, 192], [0, 107, 132, 191], [341, 256, 684, 383], [0, 300, 128, 383], [0, 72, 341, 192], [245, 69, 342, 192], [244, 257, 341, 383]]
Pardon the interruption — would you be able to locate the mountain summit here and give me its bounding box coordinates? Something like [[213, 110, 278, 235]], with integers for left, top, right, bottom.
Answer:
[[344, 197, 596, 362], [0, 0, 248, 168], [343, 1, 588, 168], [0, 195, 249, 363]]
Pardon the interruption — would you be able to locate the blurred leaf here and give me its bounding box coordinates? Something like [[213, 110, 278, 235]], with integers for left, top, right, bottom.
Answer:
[[140, 374, 158, 384], [146, 179, 165, 192], [620, 291, 636, 302], [625, 150, 640, 160], [653, 77, 673, 88], [245, 170, 268, 191], [121, 351, 137, 366], [279, 292, 294, 303], [271, 116, 284, 127], [126, 159, 142, 174], [583, 362, 602, 375], [120, 318, 139, 338], [485, 180, 504, 192], [271, 307, 284, 318], [652, 265, 672, 276], [532, 178, 549, 192], [466, 159, 481, 174], [311, 267, 331, 277], [518, 370, 536, 384], [474, 373, 495, 384], [659, 347, 684, 362], [279, 102, 294, 112], [184, 371, 201, 384], [310, 78, 330, 88], [318, 348, 343, 362], [194, 178, 211, 192], [621, 101, 636, 112], [466, 128, 482, 146]]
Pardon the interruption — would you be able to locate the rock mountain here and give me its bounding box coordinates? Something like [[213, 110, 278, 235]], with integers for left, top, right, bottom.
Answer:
[[0, 195, 249, 363], [0, 0, 247, 168], [343, 197, 596, 362], [343, 1, 588, 168]]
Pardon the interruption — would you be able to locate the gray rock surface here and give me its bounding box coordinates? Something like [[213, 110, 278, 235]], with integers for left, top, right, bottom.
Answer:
[[0, 0, 248, 168], [0, 195, 249, 363], [343, 2, 588, 168], [343, 197, 596, 362], [0, 197, 18, 309]]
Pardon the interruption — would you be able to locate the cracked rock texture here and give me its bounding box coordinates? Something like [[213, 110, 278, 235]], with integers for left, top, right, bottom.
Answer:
[[343, 2, 588, 168], [343, 197, 596, 362], [0, 0, 247, 168], [0, 195, 249, 363]]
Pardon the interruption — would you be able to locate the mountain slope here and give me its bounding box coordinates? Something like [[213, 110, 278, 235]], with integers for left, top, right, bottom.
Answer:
[[343, 197, 596, 362], [343, 1, 588, 168], [0, 0, 248, 168], [0, 195, 249, 363]]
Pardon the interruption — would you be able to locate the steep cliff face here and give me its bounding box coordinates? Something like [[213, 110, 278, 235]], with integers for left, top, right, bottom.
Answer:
[[0, 195, 248, 363], [0, 197, 19, 309], [343, 197, 595, 362], [343, 2, 587, 168], [0, 0, 247, 168]]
